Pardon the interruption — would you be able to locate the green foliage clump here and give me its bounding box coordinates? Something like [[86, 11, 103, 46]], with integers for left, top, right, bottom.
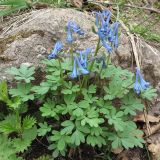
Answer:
[[0, 9, 158, 159]]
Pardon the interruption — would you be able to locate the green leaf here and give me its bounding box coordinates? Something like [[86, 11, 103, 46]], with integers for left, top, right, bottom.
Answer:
[[73, 107, 84, 117], [0, 114, 18, 134], [71, 130, 85, 146], [38, 122, 52, 136], [9, 83, 34, 102], [57, 139, 65, 151], [12, 138, 31, 152], [78, 100, 90, 109], [6, 64, 35, 83], [141, 87, 157, 101], [61, 89, 72, 94], [88, 84, 97, 94], [64, 94, 75, 105], [106, 110, 125, 131], [108, 121, 144, 149], [121, 93, 144, 115], [87, 135, 106, 147], [32, 82, 52, 95], [0, 81, 9, 102], [49, 131, 70, 151], [22, 116, 36, 130], [0, 134, 20, 160], [22, 126, 37, 141], [6, 97, 22, 110], [40, 100, 56, 118], [61, 120, 74, 135]]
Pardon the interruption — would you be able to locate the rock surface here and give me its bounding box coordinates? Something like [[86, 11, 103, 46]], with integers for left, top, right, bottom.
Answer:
[[0, 8, 160, 93]]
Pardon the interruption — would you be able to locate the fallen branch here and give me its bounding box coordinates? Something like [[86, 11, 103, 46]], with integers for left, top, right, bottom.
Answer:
[[145, 123, 160, 136]]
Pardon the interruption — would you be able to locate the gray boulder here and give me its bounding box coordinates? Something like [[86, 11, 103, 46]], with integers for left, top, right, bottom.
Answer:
[[0, 8, 160, 93]]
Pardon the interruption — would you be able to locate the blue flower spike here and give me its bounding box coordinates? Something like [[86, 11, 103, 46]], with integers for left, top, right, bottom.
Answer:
[[101, 10, 111, 30], [101, 40, 112, 53], [48, 41, 63, 59], [138, 69, 150, 90], [134, 68, 150, 94], [76, 47, 92, 68], [75, 56, 89, 75], [68, 21, 84, 36], [70, 57, 78, 79], [67, 28, 73, 44], [134, 68, 142, 94]]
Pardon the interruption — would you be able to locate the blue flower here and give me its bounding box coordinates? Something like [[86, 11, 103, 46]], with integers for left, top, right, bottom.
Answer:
[[134, 81, 142, 95], [48, 41, 63, 59], [83, 47, 92, 68], [78, 51, 85, 66], [133, 68, 150, 94], [97, 28, 106, 40], [133, 68, 141, 94], [70, 57, 78, 79], [77, 47, 92, 68], [138, 69, 150, 90], [108, 28, 114, 42], [75, 56, 89, 75], [67, 28, 73, 44], [101, 10, 111, 31], [101, 39, 112, 53], [68, 21, 84, 35]]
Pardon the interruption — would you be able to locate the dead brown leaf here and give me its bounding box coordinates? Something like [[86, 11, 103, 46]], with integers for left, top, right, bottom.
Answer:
[[111, 147, 123, 154]]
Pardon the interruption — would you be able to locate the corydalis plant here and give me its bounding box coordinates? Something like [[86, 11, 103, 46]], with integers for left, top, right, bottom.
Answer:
[[2, 9, 157, 160]]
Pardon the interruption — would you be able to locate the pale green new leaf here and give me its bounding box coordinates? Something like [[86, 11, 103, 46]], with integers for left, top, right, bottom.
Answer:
[[0, 114, 18, 134], [32, 82, 52, 95], [71, 129, 85, 146], [22, 116, 36, 130], [38, 122, 52, 136], [141, 87, 157, 101], [6, 64, 35, 83], [61, 120, 74, 135], [9, 83, 34, 102], [40, 100, 56, 118], [121, 93, 144, 115]]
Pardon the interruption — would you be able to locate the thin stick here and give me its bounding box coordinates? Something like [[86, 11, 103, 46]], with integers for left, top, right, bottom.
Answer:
[[119, 20, 140, 69]]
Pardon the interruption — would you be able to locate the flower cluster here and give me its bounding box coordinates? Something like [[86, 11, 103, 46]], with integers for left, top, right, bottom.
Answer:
[[134, 68, 150, 94], [67, 21, 84, 44], [48, 20, 92, 79], [95, 10, 120, 53]]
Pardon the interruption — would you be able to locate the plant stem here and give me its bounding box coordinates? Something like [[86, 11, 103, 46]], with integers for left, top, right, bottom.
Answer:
[[58, 58, 63, 79], [81, 38, 100, 88], [89, 38, 101, 72]]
